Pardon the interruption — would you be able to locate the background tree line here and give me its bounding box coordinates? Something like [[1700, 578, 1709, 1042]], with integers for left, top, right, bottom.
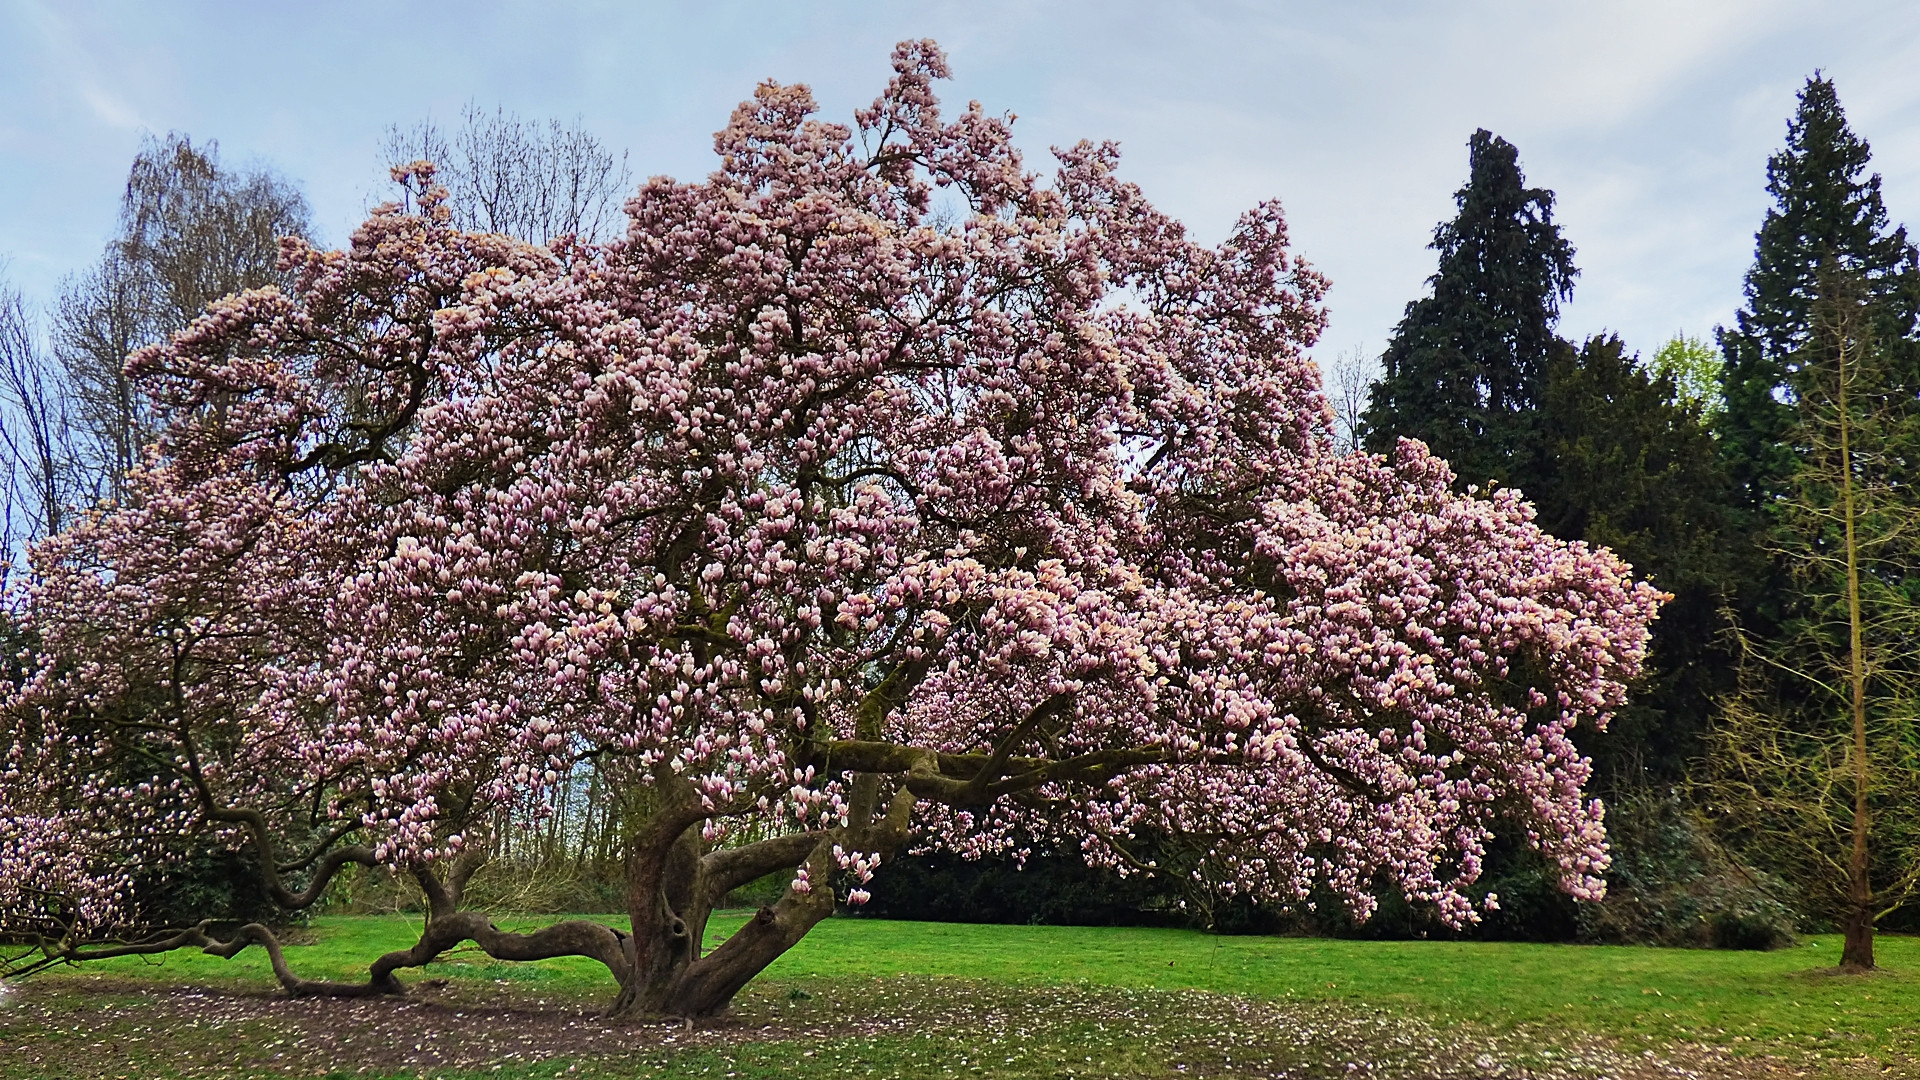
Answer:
[[2, 108, 630, 553], [3, 81, 1913, 960]]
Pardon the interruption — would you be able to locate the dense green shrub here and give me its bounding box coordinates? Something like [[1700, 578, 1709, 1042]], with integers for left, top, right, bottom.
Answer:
[[1576, 791, 1798, 950], [851, 853, 1183, 927], [849, 797, 1798, 951], [120, 847, 285, 932]]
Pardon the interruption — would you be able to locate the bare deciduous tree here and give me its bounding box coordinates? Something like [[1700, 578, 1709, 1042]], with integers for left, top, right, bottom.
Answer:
[[1322, 345, 1379, 453], [0, 277, 77, 553], [1703, 268, 1920, 971], [51, 249, 149, 508], [52, 134, 310, 504], [383, 103, 632, 245]]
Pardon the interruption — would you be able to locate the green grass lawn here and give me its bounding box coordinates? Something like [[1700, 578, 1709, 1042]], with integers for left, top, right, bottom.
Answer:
[[7, 914, 1917, 1078], [764, 918, 1920, 1052]]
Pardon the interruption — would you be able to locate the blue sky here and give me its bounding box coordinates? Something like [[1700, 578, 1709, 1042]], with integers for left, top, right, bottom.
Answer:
[[3, 1, 1917, 373]]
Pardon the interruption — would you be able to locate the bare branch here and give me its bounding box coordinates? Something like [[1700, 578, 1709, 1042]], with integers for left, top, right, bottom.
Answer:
[[383, 104, 632, 245]]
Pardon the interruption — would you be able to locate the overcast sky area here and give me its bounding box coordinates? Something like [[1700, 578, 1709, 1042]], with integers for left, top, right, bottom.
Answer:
[[3, 0, 1918, 378]]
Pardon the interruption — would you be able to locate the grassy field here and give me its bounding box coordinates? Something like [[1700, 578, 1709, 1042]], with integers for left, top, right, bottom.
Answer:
[[4, 914, 1916, 1078]]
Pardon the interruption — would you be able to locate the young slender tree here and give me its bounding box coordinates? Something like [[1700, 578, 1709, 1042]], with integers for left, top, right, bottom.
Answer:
[[1705, 268, 1920, 971], [1361, 129, 1577, 489], [1703, 75, 1920, 966]]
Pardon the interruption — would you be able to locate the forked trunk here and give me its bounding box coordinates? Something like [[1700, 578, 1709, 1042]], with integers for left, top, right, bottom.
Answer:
[[662, 879, 837, 1016], [620, 827, 840, 1016], [614, 778, 917, 1017]]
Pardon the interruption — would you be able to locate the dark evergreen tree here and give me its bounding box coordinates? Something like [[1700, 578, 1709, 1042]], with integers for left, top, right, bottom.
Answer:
[[1705, 75, 1920, 949], [1361, 130, 1577, 488], [1716, 74, 1920, 512], [1356, 131, 1776, 943], [1360, 131, 1750, 788], [1530, 336, 1747, 786], [1435, 335, 1786, 949]]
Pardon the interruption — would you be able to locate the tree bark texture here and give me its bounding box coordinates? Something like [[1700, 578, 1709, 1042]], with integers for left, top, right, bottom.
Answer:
[[617, 780, 919, 1016]]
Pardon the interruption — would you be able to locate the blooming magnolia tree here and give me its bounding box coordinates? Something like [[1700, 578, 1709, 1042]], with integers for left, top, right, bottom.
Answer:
[[0, 42, 1661, 1016]]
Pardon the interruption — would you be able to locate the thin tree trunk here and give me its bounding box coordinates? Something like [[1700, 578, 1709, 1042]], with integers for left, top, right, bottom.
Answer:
[[1836, 328, 1875, 972]]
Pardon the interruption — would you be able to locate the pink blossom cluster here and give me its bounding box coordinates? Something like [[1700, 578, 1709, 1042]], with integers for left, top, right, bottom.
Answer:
[[0, 801, 130, 938], [0, 40, 1660, 937]]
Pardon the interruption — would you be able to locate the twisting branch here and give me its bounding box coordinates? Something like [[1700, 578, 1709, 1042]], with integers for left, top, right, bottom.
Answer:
[[701, 831, 825, 903], [965, 692, 1074, 799], [18, 922, 399, 997]]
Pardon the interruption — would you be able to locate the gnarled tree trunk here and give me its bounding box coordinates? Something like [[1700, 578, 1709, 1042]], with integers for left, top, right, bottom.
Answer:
[[618, 776, 918, 1017]]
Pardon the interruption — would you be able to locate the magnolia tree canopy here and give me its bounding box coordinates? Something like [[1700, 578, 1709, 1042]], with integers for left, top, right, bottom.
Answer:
[[0, 42, 1660, 1016]]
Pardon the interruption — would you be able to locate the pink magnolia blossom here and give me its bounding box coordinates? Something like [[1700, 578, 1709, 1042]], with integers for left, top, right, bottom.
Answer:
[[0, 40, 1659, 1013]]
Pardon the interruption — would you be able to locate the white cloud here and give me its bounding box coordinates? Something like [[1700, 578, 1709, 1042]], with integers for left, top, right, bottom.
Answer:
[[8, 0, 145, 130]]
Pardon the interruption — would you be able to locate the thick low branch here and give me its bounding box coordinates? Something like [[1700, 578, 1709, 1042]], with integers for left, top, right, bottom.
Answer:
[[701, 832, 825, 903], [204, 803, 376, 908], [413, 854, 489, 919], [818, 738, 1174, 805], [367, 911, 632, 991], [984, 747, 1167, 793], [818, 732, 1393, 811], [19, 922, 398, 997]]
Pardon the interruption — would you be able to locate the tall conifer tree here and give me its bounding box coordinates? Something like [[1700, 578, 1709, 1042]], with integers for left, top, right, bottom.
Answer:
[[1706, 76, 1920, 969], [1362, 130, 1577, 488], [1717, 75, 1920, 511], [1363, 132, 1744, 789]]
